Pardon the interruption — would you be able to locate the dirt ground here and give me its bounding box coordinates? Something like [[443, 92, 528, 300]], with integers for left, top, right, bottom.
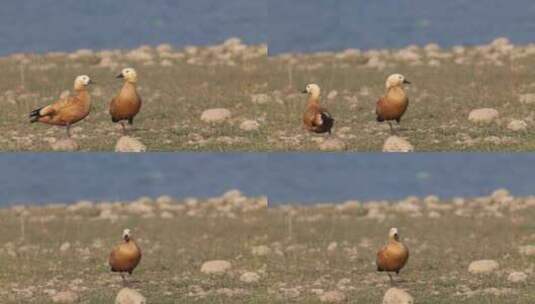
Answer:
[[264, 189, 535, 303], [266, 38, 535, 151], [0, 191, 268, 303], [0, 39, 268, 151]]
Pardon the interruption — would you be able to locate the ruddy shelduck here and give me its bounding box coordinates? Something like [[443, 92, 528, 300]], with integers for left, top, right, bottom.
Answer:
[[109, 229, 142, 284], [109, 68, 142, 134], [376, 227, 409, 285], [29, 75, 93, 137], [302, 83, 334, 134], [376, 74, 410, 134]]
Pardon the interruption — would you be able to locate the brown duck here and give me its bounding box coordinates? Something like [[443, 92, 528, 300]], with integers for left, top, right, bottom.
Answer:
[[376, 227, 409, 285], [109, 68, 142, 134], [109, 229, 142, 284], [376, 74, 410, 134], [29, 75, 93, 137], [302, 83, 334, 134]]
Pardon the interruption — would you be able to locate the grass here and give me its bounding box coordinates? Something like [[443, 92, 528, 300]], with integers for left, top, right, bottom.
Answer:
[[265, 44, 535, 151], [0, 44, 269, 151], [3, 193, 535, 303], [0, 196, 268, 303], [4, 42, 535, 151], [263, 196, 535, 303]]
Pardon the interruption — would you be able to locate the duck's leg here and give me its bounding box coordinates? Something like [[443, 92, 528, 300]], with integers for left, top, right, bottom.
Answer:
[[66, 124, 71, 138], [388, 273, 395, 286], [120, 122, 127, 135], [388, 121, 396, 135], [120, 273, 127, 286]]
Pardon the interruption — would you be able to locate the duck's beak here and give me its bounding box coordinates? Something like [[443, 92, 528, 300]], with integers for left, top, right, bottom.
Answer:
[[302, 89, 308, 94], [89, 79, 95, 85], [403, 79, 411, 84], [116, 73, 124, 79]]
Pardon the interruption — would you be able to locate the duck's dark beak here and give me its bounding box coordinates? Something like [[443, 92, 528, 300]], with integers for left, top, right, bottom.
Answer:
[[403, 79, 411, 84], [302, 89, 308, 94], [89, 79, 95, 85], [116, 73, 124, 79]]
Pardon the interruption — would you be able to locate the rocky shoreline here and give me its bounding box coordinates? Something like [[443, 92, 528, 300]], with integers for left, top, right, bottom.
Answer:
[[3, 37, 266, 68], [270, 37, 531, 68]]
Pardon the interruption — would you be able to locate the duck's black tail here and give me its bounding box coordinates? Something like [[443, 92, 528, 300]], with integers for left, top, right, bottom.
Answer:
[[321, 112, 334, 134], [29, 107, 43, 123]]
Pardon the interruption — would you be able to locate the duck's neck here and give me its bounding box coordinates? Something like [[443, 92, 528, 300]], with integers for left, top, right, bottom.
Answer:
[[307, 95, 321, 107]]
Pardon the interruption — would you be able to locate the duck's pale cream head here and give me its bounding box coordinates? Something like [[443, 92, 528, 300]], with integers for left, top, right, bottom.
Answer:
[[388, 227, 400, 241], [302, 83, 321, 98], [122, 229, 131, 241], [386, 74, 410, 89], [117, 68, 138, 83], [74, 75, 92, 90]]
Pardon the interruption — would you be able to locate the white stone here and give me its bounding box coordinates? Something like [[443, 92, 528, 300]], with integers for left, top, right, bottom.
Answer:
[[468, 108, 499, 124], [327, 90, 338, 100], [115, 136, 146, 152], [383, 136, 414, 152], [52, 291, 79, 303], [201, 108, 231, 123], [468, 259, 499, 274], [383, 288, 414, 304], [115, 288, 146, 304], [319, 290, 347, 303], [319, 138, 346, 151], [201, 260, 232, 274], [327, 242, 338, 252], [51, 139, 79, 151], [508, 271, 528, 283], [239, 120, 260, 131], [59, 242, 71, 252], [507, 120, 527, 131], [239, 272, 260, 283]]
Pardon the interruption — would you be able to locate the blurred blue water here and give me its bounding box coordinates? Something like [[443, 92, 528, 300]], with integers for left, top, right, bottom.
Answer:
[[268, 0, 535, 54], [1, 154, 535, 206], [0, 0, 267, 55], [2, 1, 535, 56]]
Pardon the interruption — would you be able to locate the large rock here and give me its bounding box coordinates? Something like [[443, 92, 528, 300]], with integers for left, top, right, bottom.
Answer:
[[52, 291, 80, 303], [507, 271, 527, 283], [468, 108, 499, 124], [507, 120, 527, 131], [383, 136, 414, 152], [239, 120, 260, 131], [115, 136, 146, 152], [51, 139, 79, 151], [383, 288, 414, 304], [319, 138, 346, 151], [319, 290, 347, 303], [201, 260, 232, 274], [468, 259, 499, 274], [201, 108, 231, 123], [239, 272, 260, 283], [115, 288, 146, 304]]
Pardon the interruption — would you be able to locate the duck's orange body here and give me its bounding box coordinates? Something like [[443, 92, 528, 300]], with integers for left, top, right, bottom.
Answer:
[[376, 86, 409, 123], [29, 75, 93, 137], [109, 229, 142, 279], [109, 82, 142, 124], [376, 241, 409, 273], [302, 84, 334, 134]]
